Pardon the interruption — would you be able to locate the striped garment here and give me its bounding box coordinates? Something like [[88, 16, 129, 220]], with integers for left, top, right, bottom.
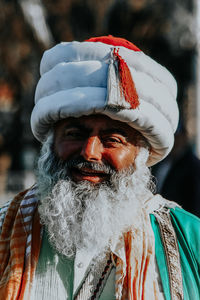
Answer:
[[0, 186, 42, 300], [0, 187, 160, 300]]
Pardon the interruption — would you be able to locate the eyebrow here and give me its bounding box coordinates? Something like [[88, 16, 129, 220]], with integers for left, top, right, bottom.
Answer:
[[100, 128, 128, 137], [64, 123, 84, 131], [63, 121, 91, 132]]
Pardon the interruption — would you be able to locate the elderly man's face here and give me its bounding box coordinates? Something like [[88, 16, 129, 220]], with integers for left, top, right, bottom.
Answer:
[[54, 114, 141, 183]]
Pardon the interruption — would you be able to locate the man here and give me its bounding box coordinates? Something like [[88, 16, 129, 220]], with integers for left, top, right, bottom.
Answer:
[[0, 36, 199, 300]]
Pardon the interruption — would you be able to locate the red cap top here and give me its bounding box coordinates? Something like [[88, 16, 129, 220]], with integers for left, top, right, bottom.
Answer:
[[85, 35, 141, 52]]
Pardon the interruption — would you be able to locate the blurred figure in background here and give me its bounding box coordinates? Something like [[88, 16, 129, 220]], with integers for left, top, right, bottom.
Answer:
[[152, 122, 200, 217], [0, 79, 23, 202]]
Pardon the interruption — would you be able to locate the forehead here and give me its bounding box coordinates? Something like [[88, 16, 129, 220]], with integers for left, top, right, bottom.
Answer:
[[54, 114, 140, 137]]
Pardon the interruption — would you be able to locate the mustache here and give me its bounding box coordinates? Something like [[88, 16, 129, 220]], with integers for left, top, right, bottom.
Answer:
[[66, 157, 115, 176]]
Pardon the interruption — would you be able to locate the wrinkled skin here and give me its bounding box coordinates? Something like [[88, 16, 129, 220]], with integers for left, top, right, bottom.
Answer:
[[54, 114, 142, 184]]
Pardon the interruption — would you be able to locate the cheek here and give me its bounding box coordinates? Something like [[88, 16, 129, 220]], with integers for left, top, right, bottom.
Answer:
[[54, 141, 82, 161], [103, 147, 139, 170]]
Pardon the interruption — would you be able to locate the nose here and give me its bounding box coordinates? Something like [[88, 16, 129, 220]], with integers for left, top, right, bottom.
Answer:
[[80, 136, 102, 162]]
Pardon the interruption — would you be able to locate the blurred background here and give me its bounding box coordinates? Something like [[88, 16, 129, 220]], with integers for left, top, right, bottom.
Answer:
[[0, 0, 200, 216]]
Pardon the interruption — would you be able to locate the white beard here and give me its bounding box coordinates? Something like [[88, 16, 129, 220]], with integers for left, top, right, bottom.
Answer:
[[37, 133, 154, 261]]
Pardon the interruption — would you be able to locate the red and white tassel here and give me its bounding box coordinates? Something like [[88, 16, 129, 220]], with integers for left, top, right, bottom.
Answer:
[[113, 47, 139, 109]]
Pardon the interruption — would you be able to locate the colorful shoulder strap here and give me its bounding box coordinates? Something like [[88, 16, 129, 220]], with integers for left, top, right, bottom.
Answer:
[[155, 208, 184, 300]]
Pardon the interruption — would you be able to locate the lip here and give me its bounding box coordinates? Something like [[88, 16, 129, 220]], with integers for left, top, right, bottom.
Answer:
[[71, 167, 108, 183], [77, 167, 106, 175]]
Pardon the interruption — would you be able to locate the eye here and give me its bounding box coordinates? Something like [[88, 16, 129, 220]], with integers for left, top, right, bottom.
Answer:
[[103, 135, 123, 145], [63, 128, 82, 139]]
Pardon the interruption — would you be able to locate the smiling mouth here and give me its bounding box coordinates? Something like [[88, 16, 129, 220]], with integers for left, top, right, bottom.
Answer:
[[72, 167, 109, 179]]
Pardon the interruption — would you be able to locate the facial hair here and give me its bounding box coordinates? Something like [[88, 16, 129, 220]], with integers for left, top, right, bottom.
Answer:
[[36, 133, 154, 261]]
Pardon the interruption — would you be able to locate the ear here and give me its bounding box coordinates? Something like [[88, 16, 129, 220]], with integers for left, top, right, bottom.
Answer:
[[149, 146, 154, 157], [146, 147, 158, 167]]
